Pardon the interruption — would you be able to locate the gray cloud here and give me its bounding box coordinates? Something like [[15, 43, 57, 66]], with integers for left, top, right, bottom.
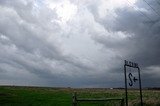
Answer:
[[0, 0, 160, 87], [90, 0, 160, 87], [0, 0, 95, 87]]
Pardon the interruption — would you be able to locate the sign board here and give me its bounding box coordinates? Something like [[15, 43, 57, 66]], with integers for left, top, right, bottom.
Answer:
[[124, 60, 143, 106]]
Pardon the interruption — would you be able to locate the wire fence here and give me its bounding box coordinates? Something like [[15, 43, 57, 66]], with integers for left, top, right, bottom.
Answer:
[[72, 92, 124, 106]]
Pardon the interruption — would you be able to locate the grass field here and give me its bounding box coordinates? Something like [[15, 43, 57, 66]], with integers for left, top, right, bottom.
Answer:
[[0, 86, 160, 106]]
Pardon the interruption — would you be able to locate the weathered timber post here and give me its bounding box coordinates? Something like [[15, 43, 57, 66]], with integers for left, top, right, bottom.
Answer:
[[121, 98, 124, 106], [72, 92, 77, 106]]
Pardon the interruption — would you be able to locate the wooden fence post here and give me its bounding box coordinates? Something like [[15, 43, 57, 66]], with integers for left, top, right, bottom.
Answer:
[[121, 98, 124, 106], [72, 92, 77, 106]]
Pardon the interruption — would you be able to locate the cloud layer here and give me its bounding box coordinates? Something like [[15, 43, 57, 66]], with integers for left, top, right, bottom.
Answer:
[[0, 0, 160, 87]]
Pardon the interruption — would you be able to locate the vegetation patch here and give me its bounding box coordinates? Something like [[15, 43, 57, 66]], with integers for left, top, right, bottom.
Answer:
[[0, 86, 160, 106]]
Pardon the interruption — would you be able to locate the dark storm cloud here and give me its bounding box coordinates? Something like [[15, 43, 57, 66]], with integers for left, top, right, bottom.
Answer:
[[93, 0, 160, 66], [90, 0, 160, 87], [0, 0, 160, 87]]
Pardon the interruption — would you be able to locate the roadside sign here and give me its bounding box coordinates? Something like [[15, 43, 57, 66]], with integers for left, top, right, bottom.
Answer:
[[124, 60, 143, 106]]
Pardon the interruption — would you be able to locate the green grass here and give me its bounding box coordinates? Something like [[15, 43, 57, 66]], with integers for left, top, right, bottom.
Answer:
[[0, 86, 72, 106], [0, 86, 160, 106]]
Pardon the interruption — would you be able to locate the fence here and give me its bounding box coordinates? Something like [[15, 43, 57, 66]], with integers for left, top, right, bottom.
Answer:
[[72, 92, 124, 106]]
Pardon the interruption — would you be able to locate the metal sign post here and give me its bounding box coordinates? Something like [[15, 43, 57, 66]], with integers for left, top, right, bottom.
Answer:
[[124, 60, 143, 106]]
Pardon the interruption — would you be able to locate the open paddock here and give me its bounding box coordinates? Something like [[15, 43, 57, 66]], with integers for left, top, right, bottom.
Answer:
[[0, 86, 160, 106]]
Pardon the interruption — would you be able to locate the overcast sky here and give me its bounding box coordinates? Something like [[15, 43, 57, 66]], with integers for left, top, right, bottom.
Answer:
[[0, 0, 160, 88]]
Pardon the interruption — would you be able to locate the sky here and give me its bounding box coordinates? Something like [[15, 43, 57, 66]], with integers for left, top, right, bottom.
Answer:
[[0, 0, 160, 88]]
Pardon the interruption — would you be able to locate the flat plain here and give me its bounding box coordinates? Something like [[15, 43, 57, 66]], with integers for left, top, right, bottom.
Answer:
[[0, 86, 160, 106]]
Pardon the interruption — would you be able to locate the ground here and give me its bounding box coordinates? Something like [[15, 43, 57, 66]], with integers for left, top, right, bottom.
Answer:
[[0, 86, 160, 106]]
